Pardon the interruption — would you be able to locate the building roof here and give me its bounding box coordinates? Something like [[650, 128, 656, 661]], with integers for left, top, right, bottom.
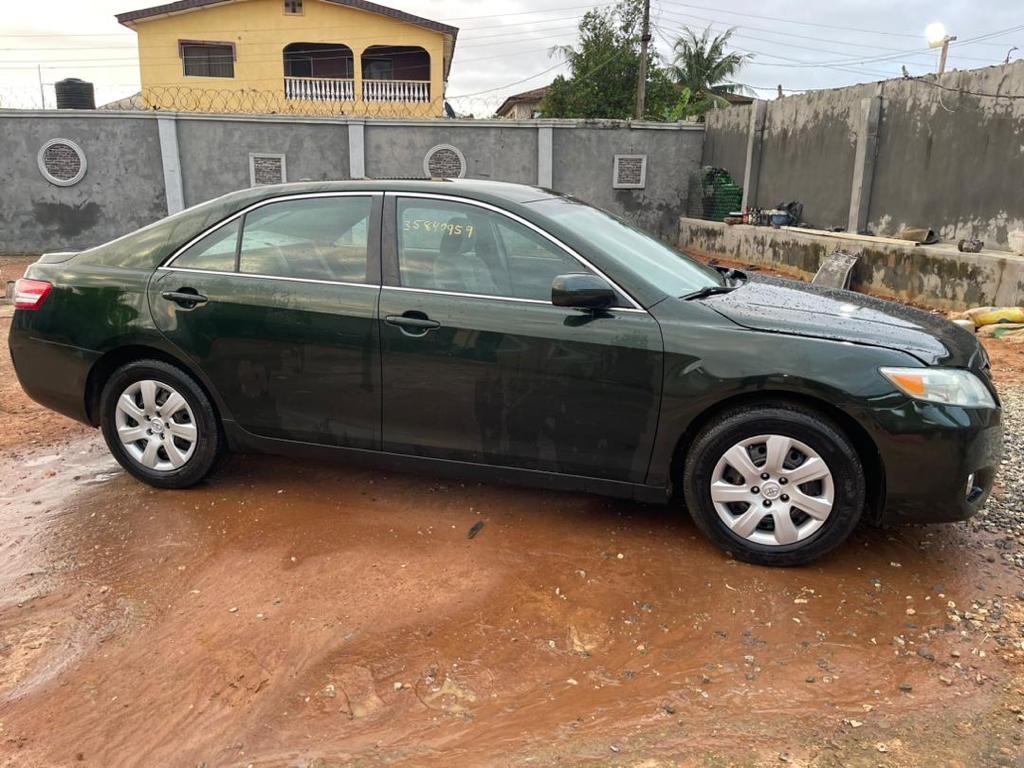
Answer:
[[116, 0, 459, 76], [720, 92, 755, 106], [495, 85, 550, 117], [116, 0, 456, 34]]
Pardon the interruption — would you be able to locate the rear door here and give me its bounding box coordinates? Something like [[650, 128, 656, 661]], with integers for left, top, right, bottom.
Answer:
[[378, 193, 663, 484], [149, 192, 383, 449]]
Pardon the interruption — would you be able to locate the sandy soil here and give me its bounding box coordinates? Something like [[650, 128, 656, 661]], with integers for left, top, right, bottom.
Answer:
[[1, 257, 1023, 767]]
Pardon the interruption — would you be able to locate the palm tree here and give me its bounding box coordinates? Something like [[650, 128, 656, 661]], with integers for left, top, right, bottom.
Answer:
[[669, 26, 752, 106]]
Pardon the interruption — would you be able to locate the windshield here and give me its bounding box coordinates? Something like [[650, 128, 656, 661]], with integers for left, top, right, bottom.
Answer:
[[527, 197, 724, 296]]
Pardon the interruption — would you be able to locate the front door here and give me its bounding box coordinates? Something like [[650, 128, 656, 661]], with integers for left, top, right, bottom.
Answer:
[[378, 194, 663, 484], [150, 193, 383, 449]]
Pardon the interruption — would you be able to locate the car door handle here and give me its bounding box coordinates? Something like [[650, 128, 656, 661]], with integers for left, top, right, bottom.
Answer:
[[161, 289, 208, 308], [385, 312, 440, 336]]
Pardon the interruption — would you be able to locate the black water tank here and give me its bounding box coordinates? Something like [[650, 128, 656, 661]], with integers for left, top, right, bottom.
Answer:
[[55, 78, 96, 110]]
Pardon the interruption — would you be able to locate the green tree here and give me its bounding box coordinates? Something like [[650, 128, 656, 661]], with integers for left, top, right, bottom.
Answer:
[[667, 26, 752, 118], [539, 0, 675, 120]]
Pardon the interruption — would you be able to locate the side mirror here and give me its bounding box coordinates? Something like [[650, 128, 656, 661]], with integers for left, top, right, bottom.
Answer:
[[551, 273, 616, 311]]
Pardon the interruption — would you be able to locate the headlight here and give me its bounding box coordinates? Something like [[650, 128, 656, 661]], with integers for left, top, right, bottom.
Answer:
[[880, 367, 996, 408]]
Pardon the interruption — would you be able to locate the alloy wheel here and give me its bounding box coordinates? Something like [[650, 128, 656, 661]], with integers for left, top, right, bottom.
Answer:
[[709, 434, 834, 547], [114, 379, 198, 472]]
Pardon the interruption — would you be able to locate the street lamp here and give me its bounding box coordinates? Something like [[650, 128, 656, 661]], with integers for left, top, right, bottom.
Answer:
[[925, 22, 957, 75]]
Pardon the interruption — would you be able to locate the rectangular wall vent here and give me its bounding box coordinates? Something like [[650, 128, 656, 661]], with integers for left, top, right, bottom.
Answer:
[[249, 153, 287, 186], [613, 154, 647, 189]]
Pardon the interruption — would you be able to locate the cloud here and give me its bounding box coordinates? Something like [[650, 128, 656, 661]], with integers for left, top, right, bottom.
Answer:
[[1, 0, 1019, 111]]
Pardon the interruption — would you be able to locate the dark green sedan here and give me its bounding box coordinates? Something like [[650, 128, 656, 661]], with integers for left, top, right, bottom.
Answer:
[[9, 180, 1002, 565]]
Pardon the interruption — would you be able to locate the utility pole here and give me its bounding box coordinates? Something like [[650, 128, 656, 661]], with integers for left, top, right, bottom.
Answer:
[[38, 65, 45, 109], [937, 35, 956, 75], [634, 0, 651, 120]]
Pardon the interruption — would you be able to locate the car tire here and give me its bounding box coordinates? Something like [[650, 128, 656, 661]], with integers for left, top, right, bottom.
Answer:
[[99, 359, 224, 489], [683, 402, 865, 566]]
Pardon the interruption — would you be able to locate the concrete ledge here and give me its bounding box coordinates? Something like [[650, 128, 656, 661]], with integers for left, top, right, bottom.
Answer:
[[0, 109, 705, 131], [680, 218, 1024, 311]]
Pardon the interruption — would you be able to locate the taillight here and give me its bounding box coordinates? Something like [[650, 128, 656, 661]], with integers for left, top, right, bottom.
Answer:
[[13, 279, 53, 311]]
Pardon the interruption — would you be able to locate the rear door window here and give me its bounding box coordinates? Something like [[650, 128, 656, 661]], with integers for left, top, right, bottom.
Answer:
[[172, 219, 240, 272], [239, 196, 373, 282]]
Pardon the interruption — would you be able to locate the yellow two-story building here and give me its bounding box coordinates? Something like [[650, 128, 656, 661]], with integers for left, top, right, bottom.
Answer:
[[116, 0, 458, 117]]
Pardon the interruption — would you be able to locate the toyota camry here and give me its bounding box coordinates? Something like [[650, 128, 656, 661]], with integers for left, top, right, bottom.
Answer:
[[9, 179, 1002, 566]]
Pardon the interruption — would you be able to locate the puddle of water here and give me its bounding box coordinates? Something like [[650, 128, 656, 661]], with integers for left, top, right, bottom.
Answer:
[[0, 443, 1018, 767]]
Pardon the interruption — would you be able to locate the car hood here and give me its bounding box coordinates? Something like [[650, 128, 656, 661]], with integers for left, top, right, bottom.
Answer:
[[702, 276, 982, 367]]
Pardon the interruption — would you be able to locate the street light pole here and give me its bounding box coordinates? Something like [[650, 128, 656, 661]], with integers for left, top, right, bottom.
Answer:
[[634, 0, 651, 120], [925, 22, 956, 76], [937, 35, 957, 75]]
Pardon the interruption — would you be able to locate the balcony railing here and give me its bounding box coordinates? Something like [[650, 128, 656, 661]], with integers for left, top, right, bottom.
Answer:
[[284, 76, 355, 102], [362, 79, 430, 103]]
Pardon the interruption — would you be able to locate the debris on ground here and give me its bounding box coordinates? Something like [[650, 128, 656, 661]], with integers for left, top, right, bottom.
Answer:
[[958, 237, 985, 253], [949, 306, 1024, 328]]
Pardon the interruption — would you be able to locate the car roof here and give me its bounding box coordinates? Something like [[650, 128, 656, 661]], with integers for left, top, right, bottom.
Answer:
[[230, 178, 560, 206]]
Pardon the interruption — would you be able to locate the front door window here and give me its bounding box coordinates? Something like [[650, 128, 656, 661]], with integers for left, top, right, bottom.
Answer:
[[395, 198, 597, 302]]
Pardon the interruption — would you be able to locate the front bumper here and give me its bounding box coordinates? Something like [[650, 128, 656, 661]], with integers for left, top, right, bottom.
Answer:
[[869, 398, 1002, 525]]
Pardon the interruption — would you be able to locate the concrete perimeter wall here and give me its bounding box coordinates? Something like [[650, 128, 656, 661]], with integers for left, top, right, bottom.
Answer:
[[0, 111, 703, 254], [680, 218, 1024, 311], [703, 61, 1024, 251]]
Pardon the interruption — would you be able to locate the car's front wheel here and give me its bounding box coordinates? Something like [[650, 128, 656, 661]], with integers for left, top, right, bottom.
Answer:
[[99, 359, 223, 489], [683, 403, 865, 566]]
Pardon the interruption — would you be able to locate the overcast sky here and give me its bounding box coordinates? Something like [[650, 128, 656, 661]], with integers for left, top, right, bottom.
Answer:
[[1, 0, 1021, 113]]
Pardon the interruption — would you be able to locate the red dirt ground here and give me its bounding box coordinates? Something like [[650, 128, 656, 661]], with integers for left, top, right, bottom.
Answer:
[[1, 255, 1022, 767]]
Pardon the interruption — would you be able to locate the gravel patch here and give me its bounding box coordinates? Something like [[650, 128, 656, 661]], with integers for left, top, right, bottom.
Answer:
[[974, 384, 1024, 569], [955, 383, 1024, 665]]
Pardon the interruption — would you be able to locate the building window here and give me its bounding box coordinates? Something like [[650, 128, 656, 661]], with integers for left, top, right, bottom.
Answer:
[[180, 41, 235, 78], [363, 58, 394, 80], [284, 0, 303, 13], [37, 138, 87, 187]]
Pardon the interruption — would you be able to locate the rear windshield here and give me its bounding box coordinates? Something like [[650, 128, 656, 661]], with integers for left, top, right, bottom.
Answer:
[[526, 197, 723, 296]]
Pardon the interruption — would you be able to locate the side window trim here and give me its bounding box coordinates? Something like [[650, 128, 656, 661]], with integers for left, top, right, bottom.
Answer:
[[382, 192, 644, 311], [159, 191, 384, 288], [233, 212, 246, 273]]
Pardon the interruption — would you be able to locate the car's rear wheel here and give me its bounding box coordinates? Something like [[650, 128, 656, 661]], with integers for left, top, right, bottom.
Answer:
[[99, 359, 223, 489], [683, 403, 865, 566]]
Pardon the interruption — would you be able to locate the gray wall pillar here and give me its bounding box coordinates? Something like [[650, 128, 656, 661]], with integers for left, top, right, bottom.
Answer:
[[156, 116, 185, 214], [348, 121, 365, 179], [847, 94, 882, 234], [537, 124, 553, 188], [740, 100, 767, 211]]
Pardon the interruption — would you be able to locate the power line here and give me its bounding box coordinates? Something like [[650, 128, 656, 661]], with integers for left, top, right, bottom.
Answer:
[[655, 11, 1023, 76], [450, 32, 638, 100], [655, 7, 997, 66], [657, 0, 1020, 48], [0, 3, 615, 39], [0, 15, 585, 51], [448, 61, 565, 98], [656, 14, 944, 70], [651, 20, 895, 85]]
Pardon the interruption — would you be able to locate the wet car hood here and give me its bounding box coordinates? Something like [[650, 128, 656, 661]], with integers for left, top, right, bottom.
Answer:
[[702, 276, 982, 367]]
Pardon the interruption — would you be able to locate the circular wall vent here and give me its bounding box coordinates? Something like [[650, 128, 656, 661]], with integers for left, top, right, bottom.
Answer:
[[423, 144, 466, 179], [38, 138, 87, 186]]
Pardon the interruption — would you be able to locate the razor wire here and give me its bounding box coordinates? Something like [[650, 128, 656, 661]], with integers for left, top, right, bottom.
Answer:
[[0, 84, 520, 119]]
